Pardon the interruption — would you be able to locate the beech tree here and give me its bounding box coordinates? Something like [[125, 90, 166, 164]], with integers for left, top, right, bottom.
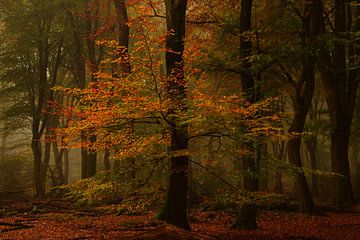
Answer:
[[317, 0, 360, 205], [161, 0, 190, 230], [284, 0, 322, 214], [0, 0, 68, 197], [230, 0, 259, 230]]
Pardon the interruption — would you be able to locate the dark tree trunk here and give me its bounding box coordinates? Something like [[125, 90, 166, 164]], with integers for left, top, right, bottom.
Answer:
[[288, 139, 317, 213], [43, 127, 52, 185], [305, 134, 319, 196], [113, 0, 135, 179], [231, 0, 258, 230], [63, 148, 69, 184], [32, 42, 48, 198], [113, 0, 131, 74], [161, 0, 190, 230], [331, 0, 353, 205], [29, 2, 64, 197], [32, 26, 51, 197], [328, 111, 354, 205], [81, 0, 103, 178], [68, 8, 93, 180], [319, 0, 359, 205], [87, 135, 97, 177], [288, 95, 317, 214], [285, 0, 323, 215], [32, 136, 45, 198], [53, 141, 66, 186], [51, 113, 66, 186]]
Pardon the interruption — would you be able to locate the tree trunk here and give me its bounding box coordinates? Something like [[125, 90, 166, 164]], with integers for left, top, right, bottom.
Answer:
[[285, 0, 323, 215], [53, 141, 66, 186], [331, 0, 354, 205], [32, 135, 45, 198], [68, 8, 94, 180], [329, 111, 354, 205], [113, 0, 135, 179], [113, 0, 131, 74], [63, 148, 69, 184], [81, 0, 102, 178], [87, 135, 97, 177], [319, 0, 359, 206], [288, 138, 317, 213], [161, 0, 190, 230], [32, 29, 51, 197], [80, 133, 97, 179], [305, 135, 319, 196], [231, 0, 258, 230]]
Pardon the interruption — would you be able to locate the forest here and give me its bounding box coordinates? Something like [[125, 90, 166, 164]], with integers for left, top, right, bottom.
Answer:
[[0, 0, 360, 239]]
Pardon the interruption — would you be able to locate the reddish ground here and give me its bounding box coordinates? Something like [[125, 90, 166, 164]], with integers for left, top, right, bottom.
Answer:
[[0, 205, 359, 240]]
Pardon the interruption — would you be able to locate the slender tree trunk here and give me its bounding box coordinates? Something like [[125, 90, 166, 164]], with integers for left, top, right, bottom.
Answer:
[[331, 0, 354, 205], [113, 0, 131, 74], [68, 9, 92, 180], [53, 141, 66, 186], [33, 31, 50, 197], [161, 0, 190, 230], [113, 0, 135, 179], [288, 139, 317, 213], [231, 0, 259, 230], [286, 0, 323, 215], [43, 126, 52, 184], [82, 0, 103, 178], [328, 111, 354, 205], [63, 148, 69, 184], [320, 0, 359, 205], [305, 135, 319, 196], [32, 135, 45, 197]]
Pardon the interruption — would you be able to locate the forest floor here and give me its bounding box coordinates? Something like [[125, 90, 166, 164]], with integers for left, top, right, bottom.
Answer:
[[0, 194, 359, 239]]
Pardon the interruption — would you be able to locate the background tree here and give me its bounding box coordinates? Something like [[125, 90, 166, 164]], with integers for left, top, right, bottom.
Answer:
[[0, 0, 69, 197], [318, 0, 360, 205]]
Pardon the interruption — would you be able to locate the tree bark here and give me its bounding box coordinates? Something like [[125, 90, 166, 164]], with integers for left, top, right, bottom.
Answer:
[[113, 0, 131, 73], [82, 0, 103, 178], [286, 0, 323, 214], [32, 20, 53, 197], [162, 0, 190, 230], [32, 135, 45, 198], [113, 0, 135, 179], [68, 8, 92, 180], [53, 140, 66, 186], [63, 148, 69, 184], [231, 0, 259, 230], [304, 134, 319, 196], [319, 0, 359, 205]]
